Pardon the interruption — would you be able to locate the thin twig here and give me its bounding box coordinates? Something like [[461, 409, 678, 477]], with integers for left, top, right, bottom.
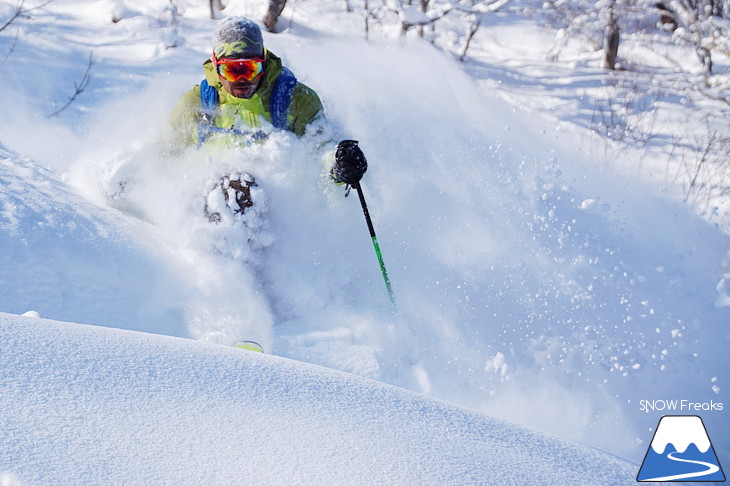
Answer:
[[47, 51, 94, 118], [2, 29, 19, 62], [0, 0, 52, 33]]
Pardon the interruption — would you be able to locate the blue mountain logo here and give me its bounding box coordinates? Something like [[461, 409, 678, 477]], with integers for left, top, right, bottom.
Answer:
[[637, 415, 726, 482]]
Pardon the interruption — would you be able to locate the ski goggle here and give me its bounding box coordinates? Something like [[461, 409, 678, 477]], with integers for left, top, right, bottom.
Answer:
[[212, 53, 265, 83]]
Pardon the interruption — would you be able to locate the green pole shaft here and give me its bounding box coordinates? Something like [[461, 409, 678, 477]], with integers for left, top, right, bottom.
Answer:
[[353, 182, 395, 306]]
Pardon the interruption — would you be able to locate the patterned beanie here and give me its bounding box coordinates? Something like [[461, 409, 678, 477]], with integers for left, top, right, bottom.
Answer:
[[212, 17, 264, 59]]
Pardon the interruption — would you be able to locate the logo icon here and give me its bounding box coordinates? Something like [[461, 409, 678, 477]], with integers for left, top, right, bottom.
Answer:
[[637, 415, 725, 482]]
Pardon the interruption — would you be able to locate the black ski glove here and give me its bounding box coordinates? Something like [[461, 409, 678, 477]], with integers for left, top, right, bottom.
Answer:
[[333, 140, 367, 185]]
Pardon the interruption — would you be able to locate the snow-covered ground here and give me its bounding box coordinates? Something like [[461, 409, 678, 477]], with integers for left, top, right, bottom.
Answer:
[[0, 0, 727, 483], [1, 313, 641, 485]]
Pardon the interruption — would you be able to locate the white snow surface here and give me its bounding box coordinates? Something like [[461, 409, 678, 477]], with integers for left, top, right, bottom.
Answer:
[[0, 313, 637, 485], [0, 0, 728, 483]]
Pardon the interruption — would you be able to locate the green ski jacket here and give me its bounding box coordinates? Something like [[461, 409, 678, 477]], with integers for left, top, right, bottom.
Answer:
[[166, 50, 324, 151]]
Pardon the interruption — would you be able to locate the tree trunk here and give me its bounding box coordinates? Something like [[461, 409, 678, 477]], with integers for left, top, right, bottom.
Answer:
[[602, 4, 620, 70], [264, 0, 288, 32], [459, 14, 483, 62], [209, 0, 226, 19], [697, 46, 713, 76]]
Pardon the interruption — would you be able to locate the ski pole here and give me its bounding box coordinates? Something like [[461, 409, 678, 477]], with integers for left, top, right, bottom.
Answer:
[[352, 181, 396, 307]]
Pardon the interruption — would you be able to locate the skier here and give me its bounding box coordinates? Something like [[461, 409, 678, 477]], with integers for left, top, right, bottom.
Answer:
[[165, 16, 367, 212], [159, 18, 379, 350]]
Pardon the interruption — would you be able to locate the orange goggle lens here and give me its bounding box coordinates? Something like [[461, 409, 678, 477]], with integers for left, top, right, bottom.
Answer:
[[214, 56, 265, 83]]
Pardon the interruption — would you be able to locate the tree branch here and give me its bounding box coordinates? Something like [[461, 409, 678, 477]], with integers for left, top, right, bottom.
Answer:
[[0, 0, 52, 33], [2, 29, 19, 62], [47, 51, 94, 118]]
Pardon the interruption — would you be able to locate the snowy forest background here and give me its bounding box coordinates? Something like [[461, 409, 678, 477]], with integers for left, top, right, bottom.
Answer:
[[6, 0, 728, 223]]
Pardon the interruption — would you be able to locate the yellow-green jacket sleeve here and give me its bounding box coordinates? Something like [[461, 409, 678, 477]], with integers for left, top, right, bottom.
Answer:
[[164, 85, 203, 154]]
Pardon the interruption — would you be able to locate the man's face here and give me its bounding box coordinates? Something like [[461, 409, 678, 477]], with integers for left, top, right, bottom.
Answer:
[[221, 77, 261, 99], [213, 55, 265, 99]]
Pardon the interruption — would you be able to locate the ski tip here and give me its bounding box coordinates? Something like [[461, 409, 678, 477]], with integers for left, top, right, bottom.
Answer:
[[233, 341, 265, 353]]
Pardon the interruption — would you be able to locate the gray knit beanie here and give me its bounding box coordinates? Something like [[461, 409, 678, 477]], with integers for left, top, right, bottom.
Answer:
[[212, 17, 264, 59]]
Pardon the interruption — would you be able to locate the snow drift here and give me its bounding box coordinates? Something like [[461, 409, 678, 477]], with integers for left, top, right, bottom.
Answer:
[[0, 312, 640, 485]]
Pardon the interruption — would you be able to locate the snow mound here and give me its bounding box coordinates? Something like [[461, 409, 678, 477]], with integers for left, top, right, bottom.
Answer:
[[0, 312, 639, 485], [0, 145, 190, 336]]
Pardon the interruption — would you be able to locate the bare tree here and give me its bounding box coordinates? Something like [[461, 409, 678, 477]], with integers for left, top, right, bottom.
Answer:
[[541, 0, 605, 62], [161, 0, 182, 48], [602, 0, 620, 69], [209, 0, 226, 19], [396, 2, 452, 36], [670, 117, 730, 210], [263, 0, 287, 31], [394, 0, 511, 44], [666, 0, 729, 76], [459, 13, 483, 61], [458, 0, 513, 60]]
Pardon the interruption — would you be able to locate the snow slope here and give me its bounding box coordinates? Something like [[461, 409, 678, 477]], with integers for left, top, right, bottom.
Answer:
[[0, 144, 193, 336], [0, 0, 728, 479], [0, 312, 641, 485]]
